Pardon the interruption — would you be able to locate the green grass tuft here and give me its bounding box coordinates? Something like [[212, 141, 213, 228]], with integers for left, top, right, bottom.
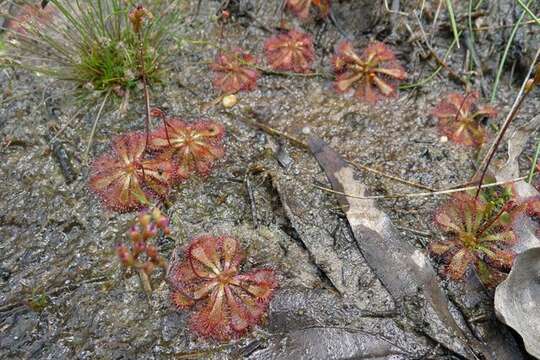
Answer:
[[1, 0, 184, 107]]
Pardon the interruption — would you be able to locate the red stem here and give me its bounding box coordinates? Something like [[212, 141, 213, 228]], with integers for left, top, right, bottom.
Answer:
[[138, 31, 152, 151], [161, 115, 171, 146], [454, 92, 472, 124], [476, 205, 506, 238], [474, 93, 528, 199]]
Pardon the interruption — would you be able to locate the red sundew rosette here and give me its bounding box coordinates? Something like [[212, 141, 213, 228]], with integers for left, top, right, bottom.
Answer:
[[332, 41, 406, 104], [264, 29, 315, 73], [167, 235, 278, 341], [431, 92, 497, 147], [210, 49, 260, 94], [428, 193, 516, 287], [285, 0, 331, 20], [89, 132, 175, 212], [149, 119, 225, 178]]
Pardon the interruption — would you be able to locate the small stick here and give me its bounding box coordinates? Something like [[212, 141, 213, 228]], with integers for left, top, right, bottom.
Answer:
[[383, 0, 408, 16], [245, 174, 258, 228], [474, 19, 537, 32], [50, 105, 84, 142], [313, 176, 527, 200], [463, 30, 489, 97], [347, 161, 434, 192], [430, 0, 444, 42], [395, 225, 431, 237], [240, 115, 435, 192], [242, 116, 308, 149], [83, 90, 111, 162]]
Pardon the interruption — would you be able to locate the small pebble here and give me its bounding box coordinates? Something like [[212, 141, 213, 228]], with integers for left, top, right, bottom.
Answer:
[[222, 94, 237, 108]]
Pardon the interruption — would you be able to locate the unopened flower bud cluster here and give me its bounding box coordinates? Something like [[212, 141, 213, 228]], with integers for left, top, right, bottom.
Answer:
[[116, 208, 169, 275]]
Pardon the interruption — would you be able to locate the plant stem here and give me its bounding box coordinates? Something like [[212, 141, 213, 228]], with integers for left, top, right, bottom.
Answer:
[[475, 47, 540, 199], [137, 268, 153, 296], [474, 93, 528, 199], [142, 68, 151, 149], [136, 26, 151, 149], [527, 138, 540, 183], [476, 205, 506, 238]]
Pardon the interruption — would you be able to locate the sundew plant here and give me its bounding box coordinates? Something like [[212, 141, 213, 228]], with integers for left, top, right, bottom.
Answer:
[[1, 0, 183, 106]]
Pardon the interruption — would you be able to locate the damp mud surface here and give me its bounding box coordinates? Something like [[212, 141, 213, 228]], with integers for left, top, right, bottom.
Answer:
[[0, 0, 539, 359]]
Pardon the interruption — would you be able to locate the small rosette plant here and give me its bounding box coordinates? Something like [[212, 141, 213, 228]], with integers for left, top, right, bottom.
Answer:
[[429, 193, 516, 287], [332, 41, 407, 104], [167, 235, 278, 341], [210, 49, 260, 94], [149, 118, 225, 177], [264, 29, 315, 73], [431, 92, 496, 147], [89, 132, 176, 212], [285, 0, 331, 20]]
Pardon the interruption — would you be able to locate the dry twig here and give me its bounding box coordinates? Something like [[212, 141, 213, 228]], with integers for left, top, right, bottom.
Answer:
[[240, 115, 435, 192]]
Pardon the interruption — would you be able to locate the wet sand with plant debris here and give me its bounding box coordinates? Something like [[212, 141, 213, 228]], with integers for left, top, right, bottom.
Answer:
[[1, 0, 539, 359]]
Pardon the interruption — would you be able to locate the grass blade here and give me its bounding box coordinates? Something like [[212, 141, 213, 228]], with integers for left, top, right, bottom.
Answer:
[[516, 0, 540, 26], [490, 0, 533, 102], [527, 138, 540, 183], [445, 0, 460, 49]]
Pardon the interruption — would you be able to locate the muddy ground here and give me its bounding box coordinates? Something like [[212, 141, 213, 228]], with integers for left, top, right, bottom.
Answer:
[[0, 0, 539, 359]]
